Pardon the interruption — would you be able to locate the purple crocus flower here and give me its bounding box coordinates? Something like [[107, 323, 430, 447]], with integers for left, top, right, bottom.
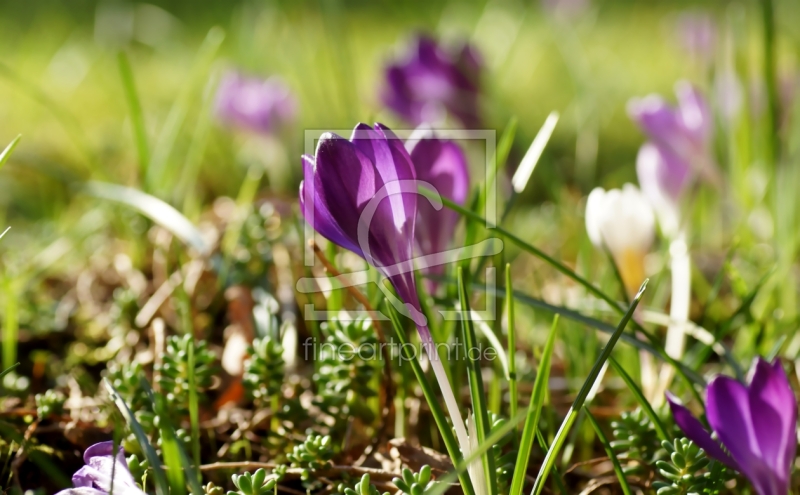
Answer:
[[56, 441, 145, 495], [299, 122, 476, 485], [628, 82, 713, 173], [215, 70, 297, 133], [383, 35, 482, 128], [667, 358, 798, 495], [405, 131, 470, 291]]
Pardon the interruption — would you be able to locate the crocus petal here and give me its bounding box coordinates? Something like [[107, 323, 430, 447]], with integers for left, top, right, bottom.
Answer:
[[676, 81, 712, 149], [666, 392, 739, 470], [708, 376, 779, 495], [66, 441, 144, 495], [408, 135, 469, 291], [408, 136, 469, 252], [300, 155, 364, 258], [747, 358, 797, 493], [55, 488, 108, 495], [312, 132, 379, 240]]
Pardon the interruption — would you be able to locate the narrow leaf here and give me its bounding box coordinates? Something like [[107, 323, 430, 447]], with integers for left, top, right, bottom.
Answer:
[[104, 379, 169, 495], [505, 264, 518, 421], [0, 134, 21, 170], [530, 280, 648, 495], [117, 52, 149, 177], [386, 302, 477, 495], [458, 267, 497, 495], [585, 407, 633, 495], [511, 111, 559, 193], [608, 357, 669, 442], [509, 315, 558, 495], [85, 181, 210, 254]]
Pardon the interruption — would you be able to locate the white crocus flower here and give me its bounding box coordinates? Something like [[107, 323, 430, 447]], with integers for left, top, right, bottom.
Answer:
[[585, 183, 656, 295]]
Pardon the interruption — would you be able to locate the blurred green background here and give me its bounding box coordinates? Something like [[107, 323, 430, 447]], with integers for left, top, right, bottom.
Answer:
[[3, 0, 798, 225]]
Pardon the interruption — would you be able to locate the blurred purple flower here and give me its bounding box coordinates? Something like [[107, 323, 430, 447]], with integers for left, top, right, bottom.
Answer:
[[628, 82, 717, 211], [628, 82, 712, 164], [383, 35, 482, 128], [675, 12, 716, 65], [406, 131, 470, 292], [56, 441, 144, 495], [215, 70, 297, 133], [667, 358, 798, 495]]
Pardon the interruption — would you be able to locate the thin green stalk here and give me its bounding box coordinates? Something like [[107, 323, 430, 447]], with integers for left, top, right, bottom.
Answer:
[[761, 0, 779, 166], [584, 407, 632, 495], [608, 357, 669, 442], [178, 290, 201, 475], [530, 280, 648, 495], [457, 267, 498, 495], [428, 410, 528, 495], [534, 431, 567, 494], [105, 380, 169, 495], [146, 27, 225, 194], [505, 264, 518, 422], [421, 188, 625, 315], [456, 277, 707, 385], [2, 277, 18, 371], [385, 303, 476, 495], [117, 51, 149, 179], [0, 135, 21, 170], [0, 363, 19, 381], [509, 315, 559, 495]]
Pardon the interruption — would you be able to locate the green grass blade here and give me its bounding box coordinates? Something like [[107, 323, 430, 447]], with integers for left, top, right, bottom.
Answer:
[[385, 301, 476, 495], [145, 379, 203, 495], [511, 111, 559, 194], [607, 357, 669, 442], [0, 135, 21, 170], [479, 116, 517, 214], [2, 277, 17, 371], [178, 290, 202, 475], [509, 315, 559, 495], [505, 264, 518, 421], [534, 431, 567, 494], [146, 27, 225, 193], [117, 52, 149, 179], [0, 362, 19, 381], [104, 379, 169, 495], [453, 277, 706, 385], [84, 181, 210, 255], [584, 407, 632, 495], [530, 280, 648, 495], [457, 267, 497, 495], [420, 187, 624, 315]]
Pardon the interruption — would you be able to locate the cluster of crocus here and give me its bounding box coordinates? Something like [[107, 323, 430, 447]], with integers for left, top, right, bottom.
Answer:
[[56, 441, 145, 495], [214, 70, 297, 134], [383, 35, 482, 129], [628, 82, 713, 236], [300, 122, 475, 484], [585, 184, 655, 295], [667, 358, 798, 495]]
